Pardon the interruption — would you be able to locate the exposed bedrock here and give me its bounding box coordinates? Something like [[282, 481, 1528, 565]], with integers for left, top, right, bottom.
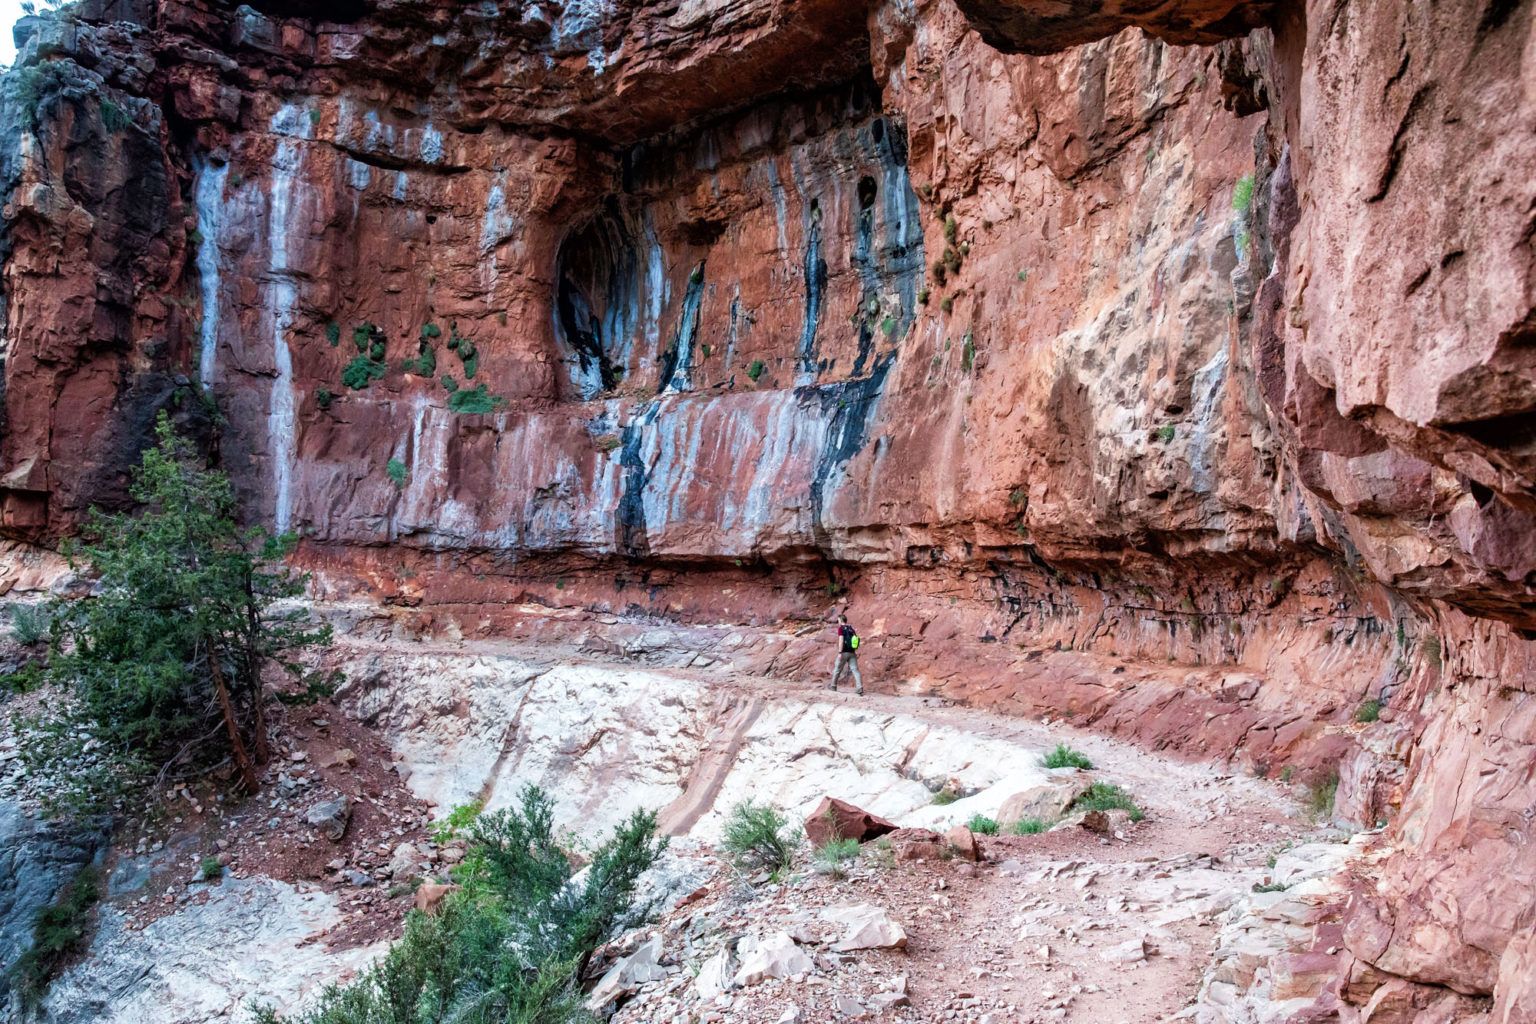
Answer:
[[0, 0, 1534, 1019]]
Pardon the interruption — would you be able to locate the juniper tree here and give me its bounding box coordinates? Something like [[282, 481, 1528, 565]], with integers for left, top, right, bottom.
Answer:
[[36, 412, 329, 804]]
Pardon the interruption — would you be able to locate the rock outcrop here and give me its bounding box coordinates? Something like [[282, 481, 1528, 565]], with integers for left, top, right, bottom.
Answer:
[[1, 0, 1533, 1020]]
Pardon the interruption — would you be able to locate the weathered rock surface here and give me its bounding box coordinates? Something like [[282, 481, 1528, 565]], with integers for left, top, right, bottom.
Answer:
[[40, 877, 380, 1024]]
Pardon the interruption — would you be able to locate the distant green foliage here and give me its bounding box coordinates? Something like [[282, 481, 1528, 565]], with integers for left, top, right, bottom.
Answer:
[[1072, 782, 1145, 822], [1010, 818, 1048, 835], [1355, 699, 1382, 724], [1041, 744, 1094, 770], [439, 375, 459, 393], [1154, 424, 1176, 443], [315, 387, 334, 410], [1307, 774, 1338, 820], [940, 296, 954, 314], [255, 785, 667, 1024], [386, 459, 408, 488], [307, 109, 322, 126], [352, 323, 376, 352], [200, 856, 224, 881], [917, 287, 930, 305], [966, 814, 999, 836], [1232, 173, 1256, 214], [99, 98, 131, 133], [341, 356, 387, 390], [400, 344, 437, 377], [447, 383, 505, 415], [746, 360, 766, 382], [9, 865, 100, 1009], [720, 801, 799, 874], [420, 322, 441, 340], [881, 316, 898, 337], [943, 214, 958, 244], [10, 604, 52, 646], [961, 333, 976, 372], [325, 322, 341, 347]]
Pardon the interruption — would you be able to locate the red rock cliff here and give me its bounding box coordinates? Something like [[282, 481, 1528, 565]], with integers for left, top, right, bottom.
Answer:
[[1, 0, 1533, 1019]]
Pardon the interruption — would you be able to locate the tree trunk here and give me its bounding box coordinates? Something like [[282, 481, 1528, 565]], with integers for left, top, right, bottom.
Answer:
[[210, 646, 260, 794]]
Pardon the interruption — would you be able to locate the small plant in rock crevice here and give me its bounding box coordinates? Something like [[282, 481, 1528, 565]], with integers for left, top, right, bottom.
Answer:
[[746, 359, 766, 382], [200, 856, 224, 881], [1306, 774, 1338, 821], [1011, 817, 1048, 835], [930, 785, 960, 806], [1355, 699, 1382, 723], [386, 459, 408, 488]]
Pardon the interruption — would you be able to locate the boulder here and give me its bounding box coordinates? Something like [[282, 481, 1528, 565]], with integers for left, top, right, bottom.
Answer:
[[586, 934, 670, 1011], [387, 842, 427, 879], [945, 825, 981, 862], [804, 797, 899, 848], [887, 828, 944, 862], [413, 882, 458, 914], [1101, 937, 1153, 963], [692, 947, 732, 1001], [821, 903, 908, 951], [733, 931, 813, 986], [996, 773, 1093, 827], [303, 796, 351, 842]]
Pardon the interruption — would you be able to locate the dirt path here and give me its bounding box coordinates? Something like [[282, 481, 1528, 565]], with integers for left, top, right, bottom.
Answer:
[[330, 624, 1319, 1023]]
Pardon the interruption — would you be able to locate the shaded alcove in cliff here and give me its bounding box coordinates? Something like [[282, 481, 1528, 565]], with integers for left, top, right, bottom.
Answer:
[[553, 200, 648, 400]]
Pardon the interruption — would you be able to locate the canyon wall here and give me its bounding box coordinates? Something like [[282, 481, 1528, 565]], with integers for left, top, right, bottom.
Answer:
[[0, 0, 1533, 1020]]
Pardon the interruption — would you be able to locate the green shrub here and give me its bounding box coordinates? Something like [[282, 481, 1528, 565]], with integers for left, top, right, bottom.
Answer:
[[420, 322, 441, 340], [386, 459, 408, 488], [200, 856, 223, 881], [10, 865, 100, 1008], [447, 383, 505, 415], [1010, 818, 1047, 835], [430, 799, 483, 844], [1355, 699, 1382, 723], [351, 323, 376, 352], [1154, 424, 1176, 443], [324, 322, 341, 347], [11, 604, 52, 646], [1041, 743, 1094, 770], [99, 98, 131, 133], [1232, 173, 1256, 214], [940, 296, 953, 314], [315, 387, 334, 410], [401, 344, 437, 377], [917, 287, 930, 305], [1072, 782, 1144, 822], [746, 359, 765, 382], [256, 785, 666, 1024], [881, 316, 897, 336], [813, 838, 860, 878], [439, 374, 459, 393], [961, 333, 976, 372], [965, 814, 999, 836], [1307, 774, 1338, 820], [720, 800, 798, 874], [341, 355, 386, 390]]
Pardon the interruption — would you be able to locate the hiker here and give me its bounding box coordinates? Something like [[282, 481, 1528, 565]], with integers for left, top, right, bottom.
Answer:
[[829, 613, 864, 695]]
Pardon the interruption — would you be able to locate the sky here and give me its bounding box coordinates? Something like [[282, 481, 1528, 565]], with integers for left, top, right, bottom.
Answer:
[[1, 0, 29, 66]]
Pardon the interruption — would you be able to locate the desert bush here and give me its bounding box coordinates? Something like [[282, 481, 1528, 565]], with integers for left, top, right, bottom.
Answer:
[[10, 604, 52, 646], [1072, 782, 1145, 822], [719, 800, 799, 874], [1354, 699, 1381, 723], [1041, 743, 1093, 770], [965, 814, 999, 836], [813, 838, 860, 878], [1010, 818, 1048, 835]]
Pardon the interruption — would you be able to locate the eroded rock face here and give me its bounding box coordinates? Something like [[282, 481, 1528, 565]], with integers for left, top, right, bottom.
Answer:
[[1, 0, 1535, 1020]]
